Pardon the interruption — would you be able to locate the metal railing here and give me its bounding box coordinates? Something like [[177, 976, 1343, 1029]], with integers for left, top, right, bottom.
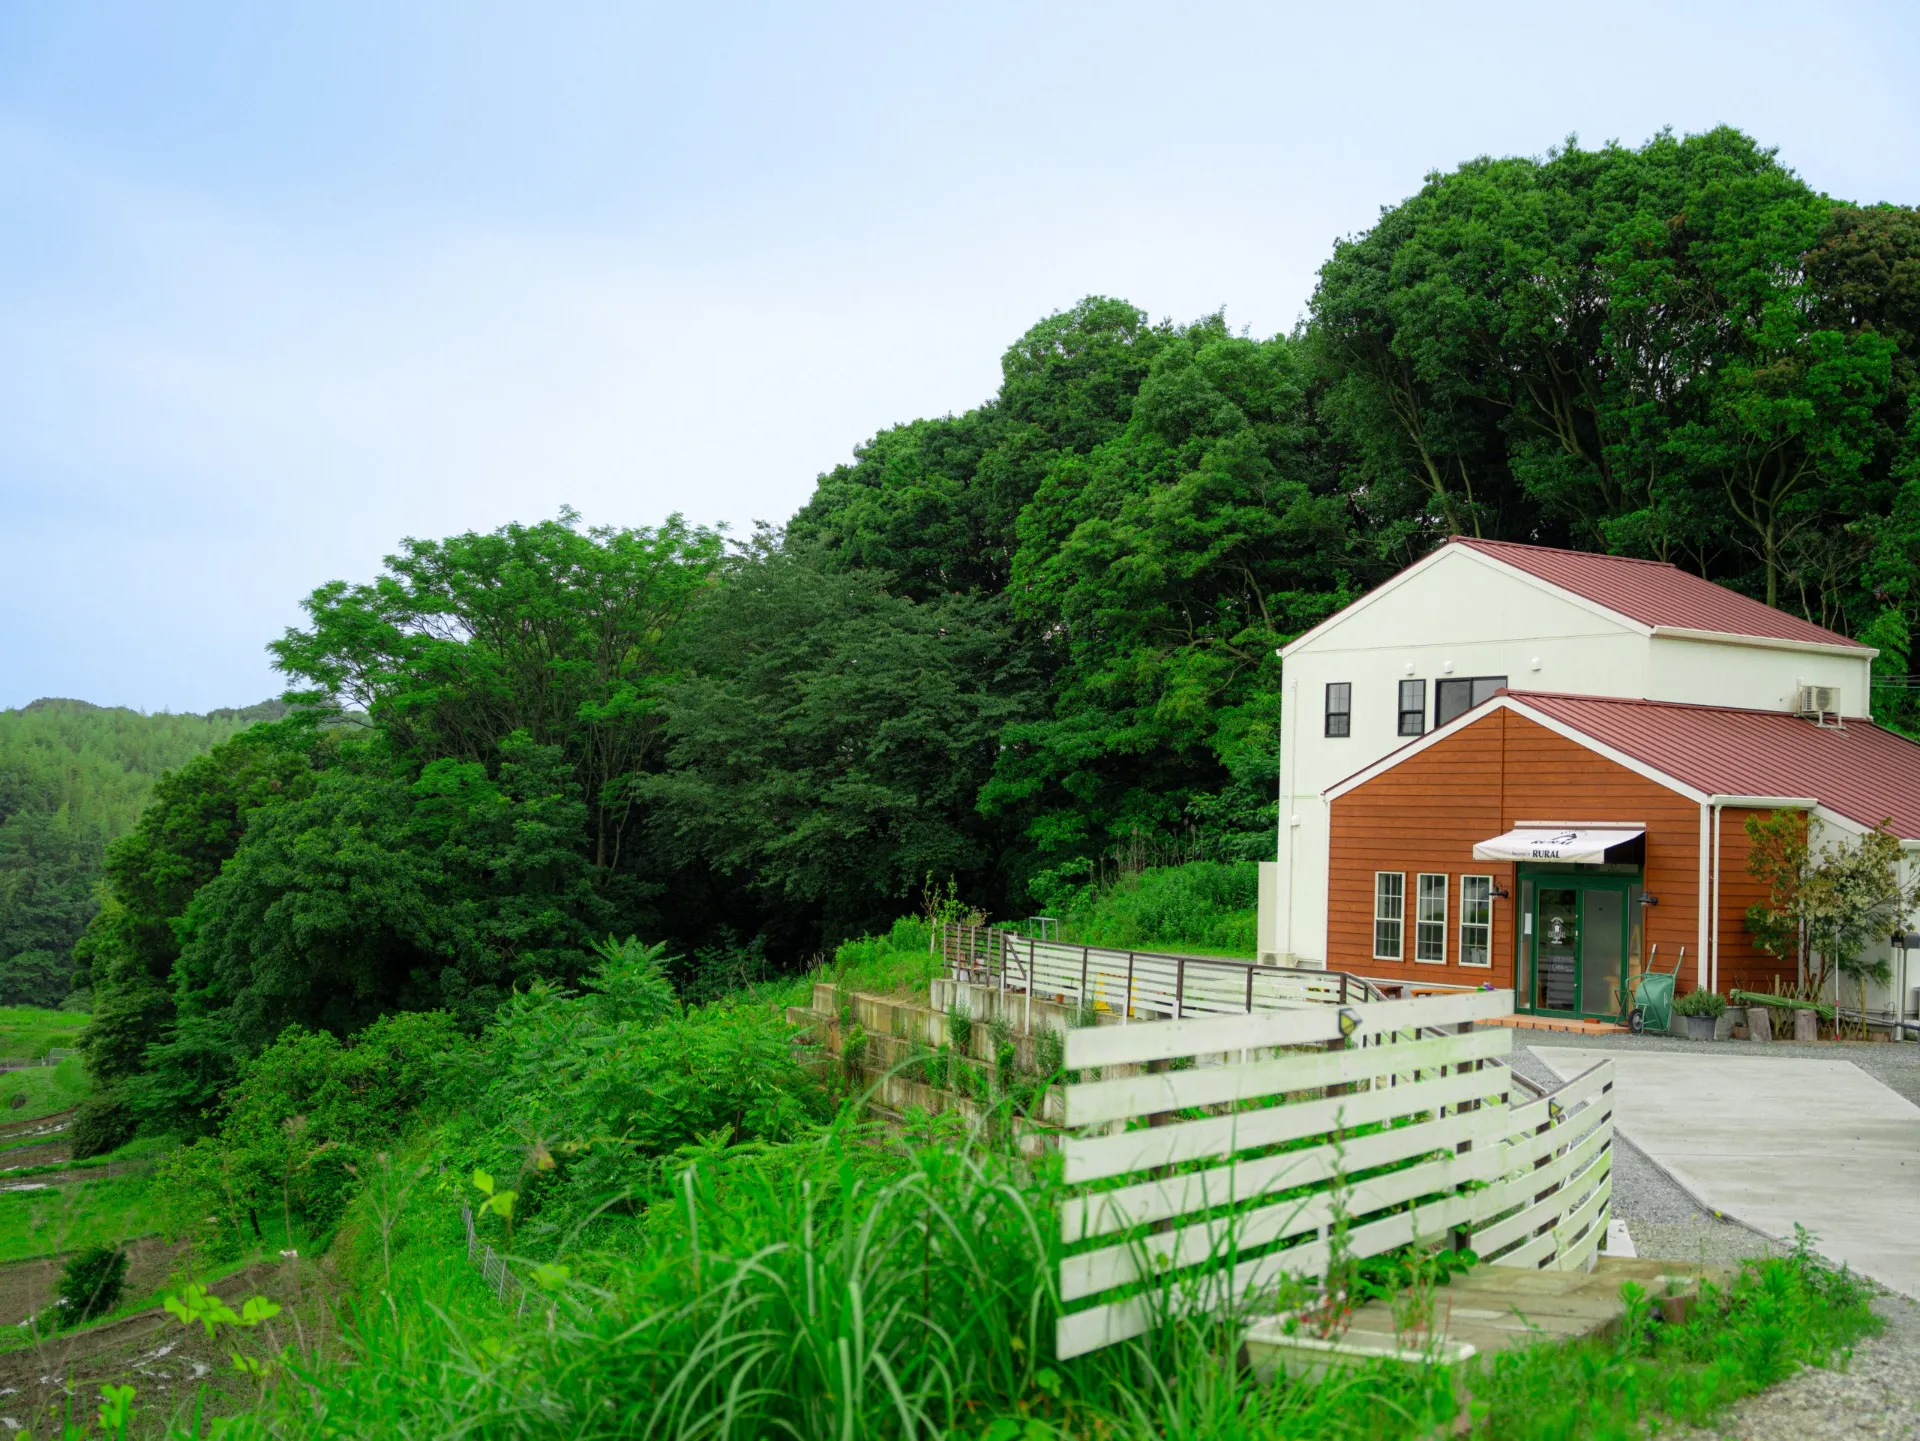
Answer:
[[934, 922, 1377, 1019]]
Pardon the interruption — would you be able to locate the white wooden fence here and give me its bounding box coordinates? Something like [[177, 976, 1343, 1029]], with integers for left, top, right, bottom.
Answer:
[[936, 922, 1371, 1018], [1055, 989, 1612, 1358]]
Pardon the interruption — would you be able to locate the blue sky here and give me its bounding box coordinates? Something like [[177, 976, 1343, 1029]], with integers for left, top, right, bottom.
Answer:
[[4, 1, 1918, 712]]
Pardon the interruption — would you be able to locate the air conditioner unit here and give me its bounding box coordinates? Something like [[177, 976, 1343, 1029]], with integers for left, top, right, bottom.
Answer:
[[1795, 684, 1841, 723]]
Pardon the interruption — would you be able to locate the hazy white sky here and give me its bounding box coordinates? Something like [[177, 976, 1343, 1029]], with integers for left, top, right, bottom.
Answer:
[[5, 1, 1918, 711]]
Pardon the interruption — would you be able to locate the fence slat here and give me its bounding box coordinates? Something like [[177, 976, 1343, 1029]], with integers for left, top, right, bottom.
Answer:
[[1064, 1025, 1509, 1128], [1062, 1058, 1512, 1185], [1064, 989, 1513, 1071]]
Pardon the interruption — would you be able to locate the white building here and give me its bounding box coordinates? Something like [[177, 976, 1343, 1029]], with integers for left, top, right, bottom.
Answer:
[[1258, 537, 1875, 970]]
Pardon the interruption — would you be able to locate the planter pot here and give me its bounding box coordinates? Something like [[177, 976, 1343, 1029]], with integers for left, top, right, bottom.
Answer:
[[1243, 1317, 1478, 1385], [1685, 1015, 1716, 1041]]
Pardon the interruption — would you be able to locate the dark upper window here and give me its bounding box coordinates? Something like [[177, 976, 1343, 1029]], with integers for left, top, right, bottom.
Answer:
[[1324, 682, 1351, 738], [1397, 679, 1426, 736], [1435, 675, 1509, 727]]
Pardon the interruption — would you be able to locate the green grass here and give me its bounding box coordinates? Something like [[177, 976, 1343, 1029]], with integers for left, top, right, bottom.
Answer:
[[0, 1171, 159, 1263], [169, 1116, 1877, 1441], [1058, 861, 1259, 956], [0, 1057, 88, 1123], [0, 1005, 87, 1062]]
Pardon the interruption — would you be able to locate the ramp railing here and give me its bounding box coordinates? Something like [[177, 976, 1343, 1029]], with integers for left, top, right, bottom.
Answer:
[[933, 921, 1373, 1018]]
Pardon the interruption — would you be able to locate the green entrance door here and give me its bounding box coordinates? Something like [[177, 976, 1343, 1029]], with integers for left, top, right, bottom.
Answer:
[[1528, 879, 1632, 1019]]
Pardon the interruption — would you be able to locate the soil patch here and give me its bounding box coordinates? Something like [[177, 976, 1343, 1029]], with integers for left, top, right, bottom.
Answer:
[[0, 1234, 184, 1328], [0, 1255, 333, 1436]]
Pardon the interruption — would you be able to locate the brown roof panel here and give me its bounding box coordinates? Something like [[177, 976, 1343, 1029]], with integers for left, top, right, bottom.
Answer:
[[1514, 692, 1920, 837], [1454, 538, 1866, 650]]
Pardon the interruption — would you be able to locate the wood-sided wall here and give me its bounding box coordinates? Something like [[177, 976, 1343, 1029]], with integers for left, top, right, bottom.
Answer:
[[1327, 708, 1711, 993]]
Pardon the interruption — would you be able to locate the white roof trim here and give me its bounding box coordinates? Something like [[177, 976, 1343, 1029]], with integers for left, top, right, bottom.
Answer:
[[1650, 625, 1874, 660], [1280, 540, 1874, 661], [1281, 542, 1645, 659], [1321, 694, 1711, 806]]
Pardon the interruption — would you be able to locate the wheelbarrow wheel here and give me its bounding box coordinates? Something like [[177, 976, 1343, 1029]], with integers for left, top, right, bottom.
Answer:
[[1628, 1006, 1645, 1035]]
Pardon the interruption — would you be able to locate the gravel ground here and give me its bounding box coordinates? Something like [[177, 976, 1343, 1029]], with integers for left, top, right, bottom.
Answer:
[[1509, 1031, 1920, 1437]]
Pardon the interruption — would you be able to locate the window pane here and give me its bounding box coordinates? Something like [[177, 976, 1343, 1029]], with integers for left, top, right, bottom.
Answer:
[[1435, 678, 1472, 726], [1471, 675, 1508, 706], [1460, 876, 1492, 967], [1397, 679, 1426, 737], [1416, 873, 1447, 961], [1324, 682, 1351, 738], [1374, 872, 1404, 960]]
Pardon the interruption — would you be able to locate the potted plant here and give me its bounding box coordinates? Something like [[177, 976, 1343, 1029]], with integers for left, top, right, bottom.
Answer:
[[1673, 987, 1727, 1041]]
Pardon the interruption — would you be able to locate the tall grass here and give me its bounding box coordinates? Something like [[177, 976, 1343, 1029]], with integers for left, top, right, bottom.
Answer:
[[1059, 863, 1259, 956], [200, 1118, 1878, 1441]]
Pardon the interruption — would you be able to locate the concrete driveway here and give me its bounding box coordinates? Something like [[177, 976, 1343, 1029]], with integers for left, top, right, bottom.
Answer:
[[1536, 1046, 1920, 1297]]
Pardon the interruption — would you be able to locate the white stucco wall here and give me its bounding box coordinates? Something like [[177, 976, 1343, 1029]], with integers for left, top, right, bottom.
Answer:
[[1647, 636, 1872, 719]]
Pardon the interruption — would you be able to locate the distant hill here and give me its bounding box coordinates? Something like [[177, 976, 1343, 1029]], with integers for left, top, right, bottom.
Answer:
[[0, 697, 287, 1006]]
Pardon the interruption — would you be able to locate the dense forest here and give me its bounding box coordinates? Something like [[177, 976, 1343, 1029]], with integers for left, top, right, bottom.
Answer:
[[74, 126, 1920, 1146], [0, 699, 282, 1009]]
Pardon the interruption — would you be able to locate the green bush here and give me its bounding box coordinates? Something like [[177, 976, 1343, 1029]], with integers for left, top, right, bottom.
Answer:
[[70, 1090, 137, 1160], [1674, 988, 1729, 1019], [57, 1242, 128, 1326], [1061, 861, 1259, 954]]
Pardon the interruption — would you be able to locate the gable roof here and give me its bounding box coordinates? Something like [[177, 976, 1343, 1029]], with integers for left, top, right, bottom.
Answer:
[[1450, 538, 1867, 650], [1327, 691, 1920, 839]]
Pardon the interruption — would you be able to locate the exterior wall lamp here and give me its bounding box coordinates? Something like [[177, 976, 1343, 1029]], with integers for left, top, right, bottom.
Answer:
[[1490, 883, 1509, 899], [1640, 894, 1659, 906]]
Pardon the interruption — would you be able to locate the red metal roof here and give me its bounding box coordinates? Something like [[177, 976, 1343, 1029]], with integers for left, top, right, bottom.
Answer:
[[1514, 692, 1920, 837], [1452, 538, 1866, 650]]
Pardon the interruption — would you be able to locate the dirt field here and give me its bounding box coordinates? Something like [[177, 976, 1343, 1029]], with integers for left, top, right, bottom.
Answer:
[[0, 1254, 333, 1436], [0, 1234, 186, 1328]]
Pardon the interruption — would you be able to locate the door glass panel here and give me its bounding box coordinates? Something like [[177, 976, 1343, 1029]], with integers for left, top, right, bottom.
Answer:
[[1535, 887, 1577, 1011], [1582, 889, 1624, 1019]]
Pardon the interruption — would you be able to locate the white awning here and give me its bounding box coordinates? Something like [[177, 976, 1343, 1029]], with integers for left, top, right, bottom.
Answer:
[[1471, 826, 1645, 864]]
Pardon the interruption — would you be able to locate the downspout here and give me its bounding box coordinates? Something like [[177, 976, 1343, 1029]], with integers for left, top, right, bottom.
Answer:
[[1711, 802, 1724, 995], [1696, 803, 1711, 995], [1280, 677, 1297, 963]]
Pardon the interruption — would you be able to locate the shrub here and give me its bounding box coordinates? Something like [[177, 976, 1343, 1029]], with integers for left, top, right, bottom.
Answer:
[[1674, 988, 1729, 1019], [57, 1243, 128, 1326], [71, 1090, 138, 1159], [1062, 861, 1259, 954]]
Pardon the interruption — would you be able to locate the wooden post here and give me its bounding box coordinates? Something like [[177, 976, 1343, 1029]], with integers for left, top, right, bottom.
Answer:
[[1748, 1005, 1773, 1043], [1079, 946, 1090, 1009], [1124, 952, 1135, 1023], [1244, 964, 1255, 1013], [1175, 956, 1186, 1020]]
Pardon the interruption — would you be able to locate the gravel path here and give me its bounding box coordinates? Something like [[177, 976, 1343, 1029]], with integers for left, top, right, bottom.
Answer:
[[1509, 1032, 1920, 1437]]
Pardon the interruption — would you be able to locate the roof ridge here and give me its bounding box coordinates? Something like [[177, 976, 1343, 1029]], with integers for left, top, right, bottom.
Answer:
[[1451, 536, 1680, 572]]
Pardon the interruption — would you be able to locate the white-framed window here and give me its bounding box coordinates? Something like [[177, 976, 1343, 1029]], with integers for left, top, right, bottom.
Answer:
[[1415, 873, 1448, 963], [1373, 872, 1405, 960], [1459, 875, 1493, 967]]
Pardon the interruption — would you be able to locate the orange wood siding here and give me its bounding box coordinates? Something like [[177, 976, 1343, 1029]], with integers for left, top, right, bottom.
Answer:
[[1328, 708, 1710, 993], [1714, 807, 1800, 995]]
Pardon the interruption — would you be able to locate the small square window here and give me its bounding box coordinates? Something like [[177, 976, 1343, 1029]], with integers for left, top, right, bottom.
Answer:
[[1416, 873, 1447, 963], [1373, 872, 1404, 961], [1460, 876, 1493, 967], [1398, 679, 1427, 737], [1324, 682, 1351, 738]]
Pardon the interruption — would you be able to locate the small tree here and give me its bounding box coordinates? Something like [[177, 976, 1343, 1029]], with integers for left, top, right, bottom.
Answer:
[[58, 1244, 129, 1326], [1747, 810, 1917, 1029]]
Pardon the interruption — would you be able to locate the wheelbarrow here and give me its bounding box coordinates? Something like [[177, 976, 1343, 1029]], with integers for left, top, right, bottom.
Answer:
[[1628, 944, 1684, 1034]]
